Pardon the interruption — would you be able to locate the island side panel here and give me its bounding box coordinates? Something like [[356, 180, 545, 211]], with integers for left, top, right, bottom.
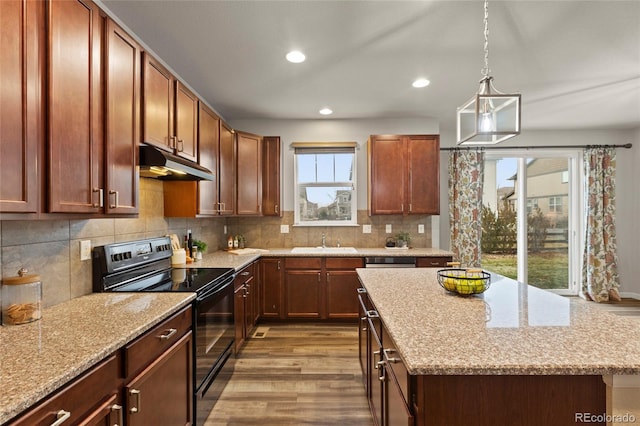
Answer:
[[414, 374, 606, 426]]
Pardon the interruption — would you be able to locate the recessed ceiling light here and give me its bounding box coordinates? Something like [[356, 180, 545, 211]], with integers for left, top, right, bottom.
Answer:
[[286, 50, 306, 63], [412, 78, 430, 88], [319, 108, 333, 115]]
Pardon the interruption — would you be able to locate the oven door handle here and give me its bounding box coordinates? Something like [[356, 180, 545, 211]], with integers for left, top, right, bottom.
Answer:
[[196, 276, 234, 301]]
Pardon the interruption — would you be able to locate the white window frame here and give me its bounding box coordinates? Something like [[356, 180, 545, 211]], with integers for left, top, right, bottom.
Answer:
[[293, 144, 358, 227], [484, 149, 583, 295]]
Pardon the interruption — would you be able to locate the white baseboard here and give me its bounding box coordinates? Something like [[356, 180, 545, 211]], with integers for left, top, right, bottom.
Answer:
[[619, 291, 640, 300]]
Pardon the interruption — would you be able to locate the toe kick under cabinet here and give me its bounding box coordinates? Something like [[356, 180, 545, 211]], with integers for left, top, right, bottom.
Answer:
[[7, 306, 193, 426]]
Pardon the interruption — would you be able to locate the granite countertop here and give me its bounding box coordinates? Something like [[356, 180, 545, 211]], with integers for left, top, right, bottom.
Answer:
[[0, 292, 195, 424], [357, 267, 640, 376], [184, 247, 454, 271]]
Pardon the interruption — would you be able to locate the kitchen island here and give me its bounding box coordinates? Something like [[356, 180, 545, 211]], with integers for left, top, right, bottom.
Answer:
[[357, 267, 640, 426]]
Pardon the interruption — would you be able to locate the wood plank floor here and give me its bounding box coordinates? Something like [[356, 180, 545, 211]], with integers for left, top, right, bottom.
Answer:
[[203, 323, 374, 426]]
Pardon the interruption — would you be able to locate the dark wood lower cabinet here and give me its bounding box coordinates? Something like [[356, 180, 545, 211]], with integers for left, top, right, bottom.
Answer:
[[8, 306, 193, 426], [7, 355, 121, 426], [125, 331, 193, 426]]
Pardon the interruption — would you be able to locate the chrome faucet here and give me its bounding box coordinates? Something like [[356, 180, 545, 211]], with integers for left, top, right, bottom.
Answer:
[[321, 233, 326, 248]]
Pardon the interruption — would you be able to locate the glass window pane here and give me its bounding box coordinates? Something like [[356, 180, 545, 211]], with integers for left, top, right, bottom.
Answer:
[[334, 154, 354, 182], [316, 155, 334, 182], [297, 154, 317, 183], [298, 186, 353, 221]]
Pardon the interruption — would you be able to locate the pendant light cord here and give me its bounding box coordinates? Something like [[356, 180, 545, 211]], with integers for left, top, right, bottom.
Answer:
[[482, 0, 491, 78]]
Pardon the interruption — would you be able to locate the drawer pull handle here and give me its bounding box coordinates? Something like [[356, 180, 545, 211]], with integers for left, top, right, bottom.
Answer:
[[129, 389, 141, 414], [240, 271, 250, 276], [111, 403, 123, 426], [158, 328, 177, 340], [51, 410, 71, 426]]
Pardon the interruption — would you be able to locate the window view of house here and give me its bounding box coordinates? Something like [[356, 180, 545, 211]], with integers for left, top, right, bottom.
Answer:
[[294, 150, 356, 225], [482, 155, 578, 292]]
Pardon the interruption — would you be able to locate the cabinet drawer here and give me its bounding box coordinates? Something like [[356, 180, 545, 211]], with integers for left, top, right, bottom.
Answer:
[[325, 257, 363, 269], [383, 326, 410, 404], [416, 256, 452, 268], [124, 305, 192, 378], [9, 354, 120, 426], [235, 262, 255, 284], [284, 257, 322, 269]]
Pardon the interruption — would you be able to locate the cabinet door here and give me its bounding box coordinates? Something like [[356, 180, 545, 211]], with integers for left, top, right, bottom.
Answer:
[[261, 258, 283, 319], [218, 121, 235, 215], [326, 270, 361, 319], [358, 289, 371, 394], [78, 393, 123, 426], [142, 53, 174, 152], [262, 136, 281, 216], [406, 135, 439, 215], [175, 81, 198, 162], [285, 270, 322, 318], [105, 19, 139, 214], [48, 0, 103, 213], [234, 284, 246, 353], [368, 316, 384, 426], [369, 135, 405, 215], [236, 131, 263, 215], [197, 103, 220, 215], [126, 331, 192, 426], [0, 0, 43, 213]]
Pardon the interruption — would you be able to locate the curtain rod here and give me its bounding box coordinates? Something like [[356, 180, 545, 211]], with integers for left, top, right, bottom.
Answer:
[[440, 143, 632, 151]]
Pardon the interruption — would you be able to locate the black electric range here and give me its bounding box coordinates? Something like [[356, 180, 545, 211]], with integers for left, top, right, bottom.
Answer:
[[92, 236, 235, 425]]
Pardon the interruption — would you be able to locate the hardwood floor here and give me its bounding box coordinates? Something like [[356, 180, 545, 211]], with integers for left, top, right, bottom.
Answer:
[[204, 323, 373, 426]]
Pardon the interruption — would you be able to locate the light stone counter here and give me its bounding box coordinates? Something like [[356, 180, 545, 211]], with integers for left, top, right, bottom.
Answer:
[[183, 247, 453, 271], [0, 292, 195, 424], [357, 267, 640, 376]]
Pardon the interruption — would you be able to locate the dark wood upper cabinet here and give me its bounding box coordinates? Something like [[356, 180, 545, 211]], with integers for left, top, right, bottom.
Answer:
[[368, 135, 405, 215], [406, 135, 440, 214], [47, 0, 104, 213], [105, 19, 140, 214], [235, 131, 263, 215], [175, 82, 198, 162], [368, 134, 440, 215], [142, 53, 174, 152], [218, 121, 236, 215], [0, 0, 44, 214], [197, 103, 220, 215], [142, 53, 198, 162], [262, 136, 281, 217]]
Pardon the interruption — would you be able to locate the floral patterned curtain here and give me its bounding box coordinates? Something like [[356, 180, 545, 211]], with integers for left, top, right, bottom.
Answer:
[[582, 147, 621, 302], [448, 149, 484, 268]]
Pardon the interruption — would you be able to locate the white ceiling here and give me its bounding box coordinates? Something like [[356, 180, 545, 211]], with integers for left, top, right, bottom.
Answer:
[[101, 0, 640, 131]]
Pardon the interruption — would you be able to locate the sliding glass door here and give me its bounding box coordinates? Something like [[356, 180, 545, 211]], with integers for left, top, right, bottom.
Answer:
[[481, 151, 582, 294]]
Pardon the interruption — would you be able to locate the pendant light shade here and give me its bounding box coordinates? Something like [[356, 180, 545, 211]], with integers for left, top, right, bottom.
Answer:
[[456, 1, 521, 145]]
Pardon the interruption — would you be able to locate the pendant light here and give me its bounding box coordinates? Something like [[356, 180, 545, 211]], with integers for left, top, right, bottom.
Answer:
[[457, 0, 521, 145]]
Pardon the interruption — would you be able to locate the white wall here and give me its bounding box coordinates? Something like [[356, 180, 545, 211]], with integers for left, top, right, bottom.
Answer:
[[230, 118, 439, 211]]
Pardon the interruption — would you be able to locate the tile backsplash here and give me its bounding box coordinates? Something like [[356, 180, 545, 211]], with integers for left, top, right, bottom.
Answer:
[[0, 178, 433, 309]]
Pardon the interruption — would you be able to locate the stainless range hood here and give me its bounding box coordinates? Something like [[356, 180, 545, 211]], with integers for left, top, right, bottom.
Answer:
[[139, 145, 214, 181]]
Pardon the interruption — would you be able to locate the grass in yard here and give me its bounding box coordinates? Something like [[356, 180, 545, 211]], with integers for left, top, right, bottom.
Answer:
[[481, 252, 569, 290]]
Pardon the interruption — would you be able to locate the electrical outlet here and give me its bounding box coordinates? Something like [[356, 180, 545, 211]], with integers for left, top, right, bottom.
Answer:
[[418, 224, 425, 234], [80, 240, 92, 261], [362, 224, 372, 234], [385, 224, 392, 234], [280, 224, 290, 233]]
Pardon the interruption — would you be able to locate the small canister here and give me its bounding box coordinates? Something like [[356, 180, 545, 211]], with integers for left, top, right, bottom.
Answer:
[[2, 268, 42, 325]]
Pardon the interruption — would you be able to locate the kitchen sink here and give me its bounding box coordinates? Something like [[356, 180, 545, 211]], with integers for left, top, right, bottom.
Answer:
[[291, 247, 358, 254]]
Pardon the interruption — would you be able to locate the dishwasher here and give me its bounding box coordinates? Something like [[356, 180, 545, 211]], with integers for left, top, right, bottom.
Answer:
[[364, 256, 416, 268]]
